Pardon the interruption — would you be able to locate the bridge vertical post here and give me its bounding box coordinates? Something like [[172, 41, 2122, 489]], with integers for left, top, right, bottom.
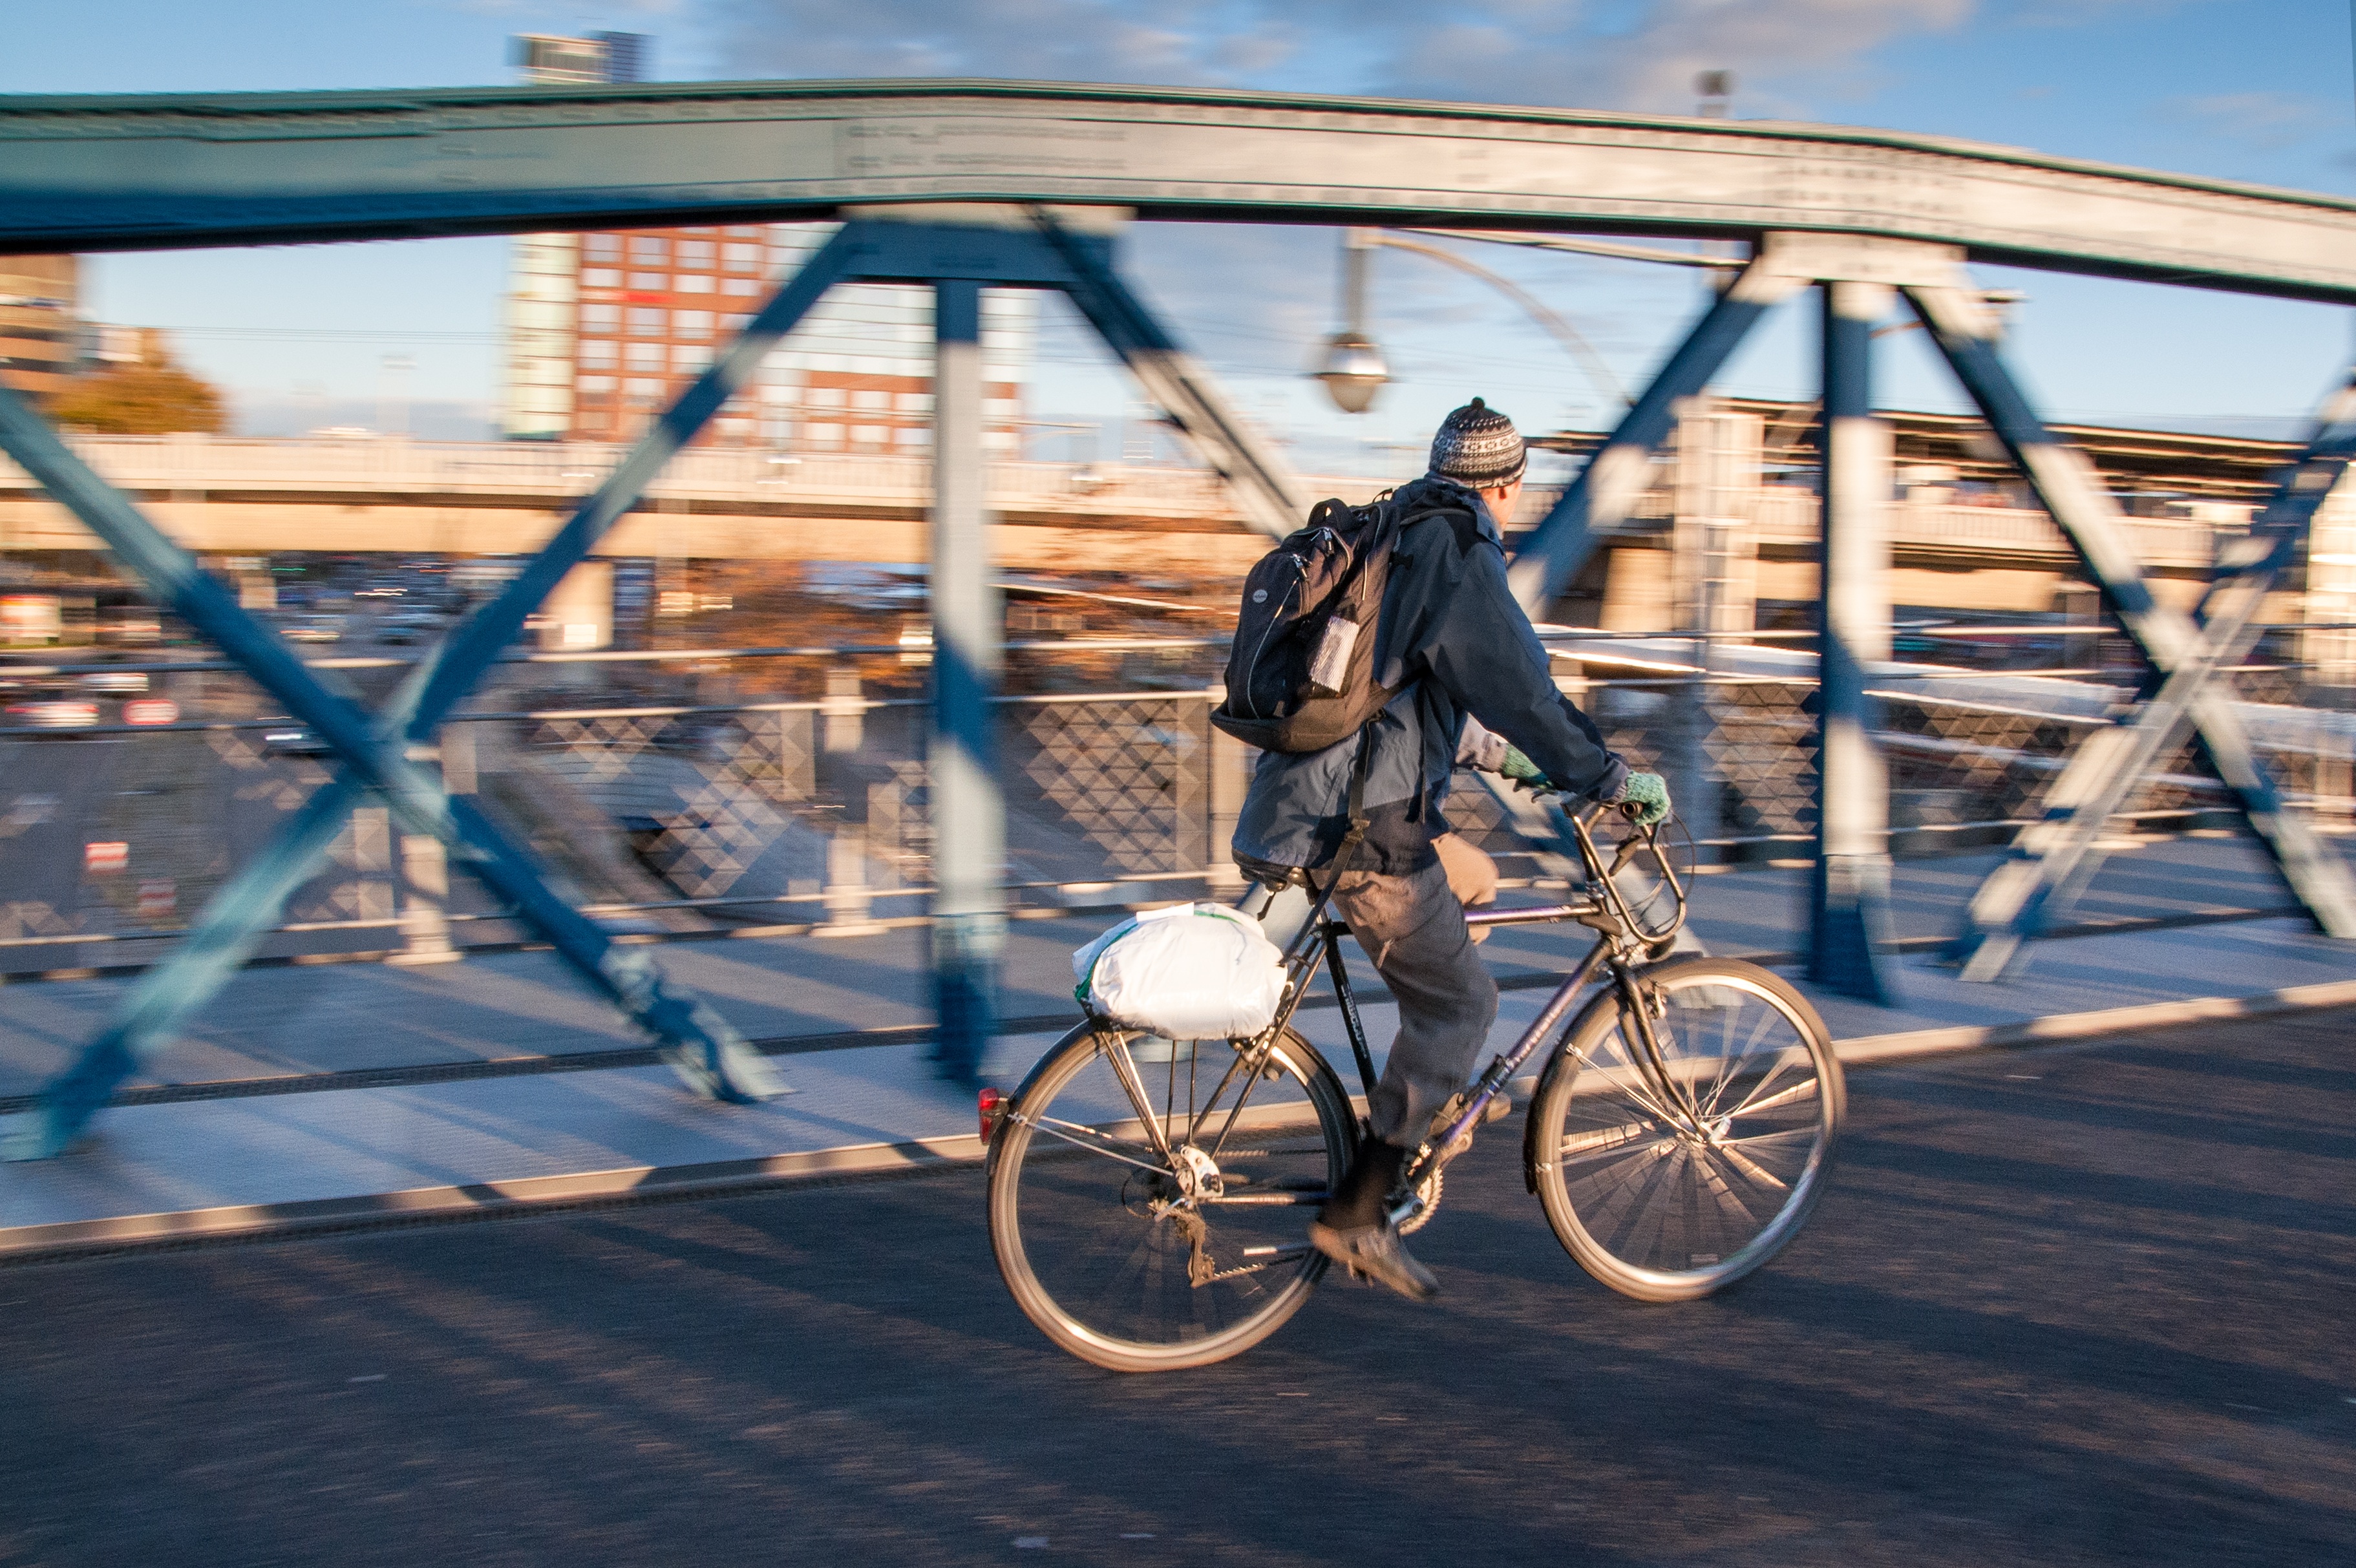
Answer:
[[927, 277, 1004, 1088], [1807, 280, 1901, 1003]]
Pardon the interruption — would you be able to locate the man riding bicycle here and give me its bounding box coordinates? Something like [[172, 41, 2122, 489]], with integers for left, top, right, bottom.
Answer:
[[1231, 398, 1671, 1300]]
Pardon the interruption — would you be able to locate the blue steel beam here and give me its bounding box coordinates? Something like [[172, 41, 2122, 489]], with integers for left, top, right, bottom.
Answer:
[[0, 228, 869, 1158], [926, 278, 1002, 1087], [1944, 366, 2356, 978], [1505, 261, 1801, 615], [1805, 280, 1900, 1004], [1905, 283, 2356, 973], [5, 212, 1293, 1143], [1031, 212, 1305, 540]]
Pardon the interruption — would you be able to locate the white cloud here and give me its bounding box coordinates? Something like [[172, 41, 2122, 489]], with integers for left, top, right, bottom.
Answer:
[[694, 0, 1978, 114], [2162, 91, 2336, 151]]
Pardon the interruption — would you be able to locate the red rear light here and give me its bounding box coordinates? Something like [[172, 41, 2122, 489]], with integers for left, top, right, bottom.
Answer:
[[978, 1086, 1008, 1141]]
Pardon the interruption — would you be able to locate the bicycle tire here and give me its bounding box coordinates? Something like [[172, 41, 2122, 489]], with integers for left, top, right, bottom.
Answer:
[[988, 1021, 1356, 1372], [1526, 957, 1843, 1302]]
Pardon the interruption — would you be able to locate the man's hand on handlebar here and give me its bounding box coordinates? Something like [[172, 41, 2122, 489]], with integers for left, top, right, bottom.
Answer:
[[1611, 771, 1671, 828]]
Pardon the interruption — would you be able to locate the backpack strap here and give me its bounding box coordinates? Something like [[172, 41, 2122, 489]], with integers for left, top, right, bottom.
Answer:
[[1279, 728, 1379, 962]]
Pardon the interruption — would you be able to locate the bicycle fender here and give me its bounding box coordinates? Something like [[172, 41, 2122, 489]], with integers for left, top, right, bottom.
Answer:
[[984, 1018, 1101, 1178]]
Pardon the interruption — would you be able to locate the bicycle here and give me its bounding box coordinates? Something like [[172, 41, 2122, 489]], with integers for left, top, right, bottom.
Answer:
[[984, 799, 1845, 1372]]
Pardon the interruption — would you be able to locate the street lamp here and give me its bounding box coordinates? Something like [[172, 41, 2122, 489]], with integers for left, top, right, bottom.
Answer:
[[1313, 229, 1390, 414], [1314, 227, 1629, 416]]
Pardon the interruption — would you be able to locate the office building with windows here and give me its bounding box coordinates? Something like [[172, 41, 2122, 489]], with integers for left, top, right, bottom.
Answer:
[[0, 255, 81, 406], [498, 34, 1032, 449]]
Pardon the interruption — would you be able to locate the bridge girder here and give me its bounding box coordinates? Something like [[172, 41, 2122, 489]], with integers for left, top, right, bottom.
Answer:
[[1, 79, 2354, 303]]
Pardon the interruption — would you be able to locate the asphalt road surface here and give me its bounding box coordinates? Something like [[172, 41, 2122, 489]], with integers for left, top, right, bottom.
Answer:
[[5, 1009, 2353, 1567]]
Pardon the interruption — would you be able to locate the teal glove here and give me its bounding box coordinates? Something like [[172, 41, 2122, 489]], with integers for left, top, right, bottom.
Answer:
[[1614, 771, 1671, 828], [1500, 745, 1553, 794]]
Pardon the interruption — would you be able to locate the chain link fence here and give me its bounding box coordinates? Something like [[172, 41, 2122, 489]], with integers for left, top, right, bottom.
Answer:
[[6, 631, 2356, 973]]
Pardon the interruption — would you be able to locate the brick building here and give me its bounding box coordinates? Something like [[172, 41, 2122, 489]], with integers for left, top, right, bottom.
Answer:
[[498, 34, 1032, 450]]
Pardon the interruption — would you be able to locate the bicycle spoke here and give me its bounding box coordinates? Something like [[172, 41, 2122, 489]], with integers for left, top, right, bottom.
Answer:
[[1534, 962, 1843, 1301], [990, 1026, 1352, 1370], [1701, 1145, 1779, 1207], [1021, 1115, 1168, 1172], [1725, 1074, 1821, 1119], [1719, 1123, 1820, 1150], [1699, 1006, 1785, 1119], [1556, 1117, 1665, 1164]]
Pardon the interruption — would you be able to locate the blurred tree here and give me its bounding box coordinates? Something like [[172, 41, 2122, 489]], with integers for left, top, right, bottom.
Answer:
[[50, 329, 226, 435]]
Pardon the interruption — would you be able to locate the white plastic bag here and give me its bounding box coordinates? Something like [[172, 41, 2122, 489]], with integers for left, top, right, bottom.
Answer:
[[1072, 902, 1288, 1040]]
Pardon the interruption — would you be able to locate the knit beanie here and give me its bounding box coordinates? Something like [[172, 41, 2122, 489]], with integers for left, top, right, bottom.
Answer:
[[1428, 397, 1526, 488]]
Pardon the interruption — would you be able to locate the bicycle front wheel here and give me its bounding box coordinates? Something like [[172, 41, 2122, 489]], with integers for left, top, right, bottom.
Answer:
[[1527, 957, 1843, 1302], [988, 1022, 1355, 1372]]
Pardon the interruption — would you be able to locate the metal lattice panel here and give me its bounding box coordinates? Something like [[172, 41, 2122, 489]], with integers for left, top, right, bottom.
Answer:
[[1016, 698, 1207, 875]]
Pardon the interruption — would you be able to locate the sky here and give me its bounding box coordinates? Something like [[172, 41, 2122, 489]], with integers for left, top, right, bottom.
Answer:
[[5, 0, 2355, 463]]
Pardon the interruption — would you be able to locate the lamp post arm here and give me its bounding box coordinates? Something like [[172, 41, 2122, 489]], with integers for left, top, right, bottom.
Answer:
[[1369, 234, 1632, 409]]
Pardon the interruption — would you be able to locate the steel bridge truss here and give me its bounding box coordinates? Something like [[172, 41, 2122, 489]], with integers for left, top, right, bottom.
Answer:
[[0, 209, 1301, 1159], [6, 77, 2356, 1149], [1507, 237, 2356, 999]]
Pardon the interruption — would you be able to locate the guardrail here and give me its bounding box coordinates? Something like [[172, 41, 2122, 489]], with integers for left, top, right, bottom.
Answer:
[[2, 630, 2344, 977], [0, 436, 2234, 569]]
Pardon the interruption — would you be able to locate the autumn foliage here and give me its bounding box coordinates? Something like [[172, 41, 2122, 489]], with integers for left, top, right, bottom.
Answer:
[[51, 330, 226, 436]]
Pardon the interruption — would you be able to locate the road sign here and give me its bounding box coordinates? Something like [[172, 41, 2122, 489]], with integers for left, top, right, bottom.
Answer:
[[84, 842, 128, 874]]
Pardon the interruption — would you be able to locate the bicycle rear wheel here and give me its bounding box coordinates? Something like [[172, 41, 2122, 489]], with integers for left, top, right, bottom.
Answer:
[[1527, 957, 1843, 1302], [988, 1022, 1355, 1372]]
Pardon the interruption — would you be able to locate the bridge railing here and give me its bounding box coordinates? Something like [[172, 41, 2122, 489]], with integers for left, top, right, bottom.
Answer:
[[2, 628, 2346, 977], [0, 436, 1394, 520]]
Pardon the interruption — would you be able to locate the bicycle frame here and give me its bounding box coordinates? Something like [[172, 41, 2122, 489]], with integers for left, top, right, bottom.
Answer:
[[1044, 804, 1693, 1214], [1241, 804, 1701, 1207]]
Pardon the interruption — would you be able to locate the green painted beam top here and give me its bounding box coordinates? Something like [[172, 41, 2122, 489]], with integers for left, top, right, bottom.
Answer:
[[3, 77, 2351, 302]]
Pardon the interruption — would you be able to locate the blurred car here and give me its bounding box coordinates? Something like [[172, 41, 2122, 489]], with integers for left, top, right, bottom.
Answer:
[[377, 625, 421, 645], [283, 622, 343, 644], [6, 700, 100, 728], [262, 728, 334, 756], [79, 670, 150, 694]]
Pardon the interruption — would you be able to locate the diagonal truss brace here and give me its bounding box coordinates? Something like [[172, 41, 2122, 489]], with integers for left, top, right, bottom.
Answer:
[[1028, 211, 1304, 538], [1507, 260, 1803, 615], [0, 227, 873, 1158], [3, 213, 1306, 1157], [1908, 284, 2356, 977]]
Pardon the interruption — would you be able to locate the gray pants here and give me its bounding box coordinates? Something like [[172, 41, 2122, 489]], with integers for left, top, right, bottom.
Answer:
[[1330, 859, 1500, 1148]]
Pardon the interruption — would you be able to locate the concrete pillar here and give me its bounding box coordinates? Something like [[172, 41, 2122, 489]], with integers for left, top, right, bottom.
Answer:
[[350, 804, 396, 926], [818, 828, 880, 936], [1806, 281, 1900, 1003], [1207, 696, 1252, 889], [926, 279, 1003, 1086], [538, 560, 613, 653], [822, 665, 865, 754], [390, 832, 460, 966], [1666, 399, 1765, 840]]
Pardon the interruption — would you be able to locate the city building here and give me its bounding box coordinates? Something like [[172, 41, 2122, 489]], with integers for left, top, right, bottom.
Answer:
[[497, 34, 1032, 450], [0, 255, 81, 406]]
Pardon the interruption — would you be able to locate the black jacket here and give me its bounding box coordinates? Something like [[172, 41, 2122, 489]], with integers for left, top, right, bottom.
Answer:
[[1231, 474, 1627, 874]]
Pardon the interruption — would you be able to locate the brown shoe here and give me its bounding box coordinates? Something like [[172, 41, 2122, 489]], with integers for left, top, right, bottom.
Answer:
[[1309, 1219, 1439, 1301]]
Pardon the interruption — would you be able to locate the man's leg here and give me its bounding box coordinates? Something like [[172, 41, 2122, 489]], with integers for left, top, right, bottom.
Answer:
[[1337, 858, 1500, 1145], [1309, 858, 1498, 1299]]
